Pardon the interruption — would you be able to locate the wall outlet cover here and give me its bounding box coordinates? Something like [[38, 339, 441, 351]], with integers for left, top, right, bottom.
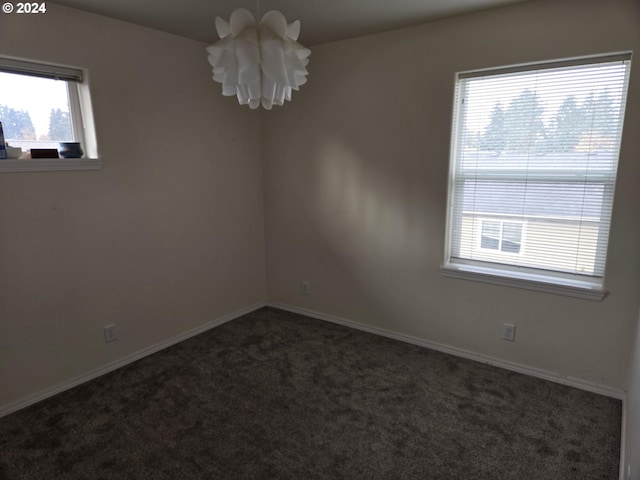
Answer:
[[103, 324, 117, 343], [503, 323, 516, 342]]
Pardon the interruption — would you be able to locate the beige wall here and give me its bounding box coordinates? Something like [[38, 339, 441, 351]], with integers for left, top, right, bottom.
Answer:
[[0, 5, 266, 408], [624, 311, 640, 480], [627, 308, 640, 480], [263, 0, 640, 393]]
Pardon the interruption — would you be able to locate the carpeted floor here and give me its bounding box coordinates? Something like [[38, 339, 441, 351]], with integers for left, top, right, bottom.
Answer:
[[0, 307, 621, 479]]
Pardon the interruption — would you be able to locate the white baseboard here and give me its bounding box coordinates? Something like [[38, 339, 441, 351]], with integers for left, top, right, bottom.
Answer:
[[2, 300, 628, 476], [272, 302, 627, 480], [2, 300, 625, 415], [620, 397, 627, 480], [268, 302, 625, 400], [0, 302, 266, 418]]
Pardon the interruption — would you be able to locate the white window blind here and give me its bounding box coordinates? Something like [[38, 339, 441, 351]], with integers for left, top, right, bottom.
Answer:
[[0, 57, 83, 82], [444, 54, 631, 291]]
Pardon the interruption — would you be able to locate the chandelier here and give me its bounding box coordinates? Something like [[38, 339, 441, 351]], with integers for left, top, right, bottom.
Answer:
[[206, 8, 311, 110]]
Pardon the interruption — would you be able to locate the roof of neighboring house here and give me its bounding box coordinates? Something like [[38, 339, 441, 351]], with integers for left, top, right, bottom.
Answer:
[[459, 151, 616, 220]]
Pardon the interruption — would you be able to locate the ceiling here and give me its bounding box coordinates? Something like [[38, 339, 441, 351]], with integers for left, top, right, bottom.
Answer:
[[48, 0, 534, 46]]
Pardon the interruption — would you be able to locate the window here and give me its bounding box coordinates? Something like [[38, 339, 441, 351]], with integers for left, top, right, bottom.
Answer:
[[0, 56, 99, 172], [443, 53, 631, 300], [480, 220, 523, 254]]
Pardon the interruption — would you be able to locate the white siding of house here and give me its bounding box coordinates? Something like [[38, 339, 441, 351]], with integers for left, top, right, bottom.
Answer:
[[459, 215, 600, 274]]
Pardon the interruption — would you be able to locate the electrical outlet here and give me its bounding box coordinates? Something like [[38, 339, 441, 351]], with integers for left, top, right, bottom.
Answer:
[[103, 324, 117, 343], [300, 281, 310, 295], [503, 323, 516, 342]]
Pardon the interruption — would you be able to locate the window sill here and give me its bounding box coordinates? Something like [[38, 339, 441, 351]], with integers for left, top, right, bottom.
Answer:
[[0, 158, 102, 173], [441, 263, 607, 301]]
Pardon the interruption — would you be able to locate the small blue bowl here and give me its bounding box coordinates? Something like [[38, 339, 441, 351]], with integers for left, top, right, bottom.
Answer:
[[59, 142, 83, 158]]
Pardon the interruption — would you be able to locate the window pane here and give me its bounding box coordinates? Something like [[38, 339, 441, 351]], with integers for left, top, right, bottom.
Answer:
[[481, 221, 500, 250], [502, 222, 522, 243], [0, 71, 73, 151], [501, 222, 522, 253]]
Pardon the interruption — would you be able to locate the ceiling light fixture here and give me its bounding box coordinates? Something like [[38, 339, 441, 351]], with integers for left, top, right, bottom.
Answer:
[[206, 8, 310, 110]]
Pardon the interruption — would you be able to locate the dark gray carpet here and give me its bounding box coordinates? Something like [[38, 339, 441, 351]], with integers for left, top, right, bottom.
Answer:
[[0, 307, 621, 479]]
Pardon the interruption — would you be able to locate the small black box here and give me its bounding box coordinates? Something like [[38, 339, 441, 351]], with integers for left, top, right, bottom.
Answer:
[[30, 149, 60, 159]]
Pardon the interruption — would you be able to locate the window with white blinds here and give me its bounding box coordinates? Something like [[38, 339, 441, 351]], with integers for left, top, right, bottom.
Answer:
[[443, 54, 631, 298]]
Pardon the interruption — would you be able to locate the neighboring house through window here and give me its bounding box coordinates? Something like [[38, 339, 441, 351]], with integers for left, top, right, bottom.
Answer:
[[480, 220, 523, 254], [443, 53, 631, 299]]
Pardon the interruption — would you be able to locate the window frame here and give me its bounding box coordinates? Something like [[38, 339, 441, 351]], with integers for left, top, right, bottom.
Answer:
[[478, 219, 524, 255], [441, 53, 632, 301], [0, 55, 100, 173]]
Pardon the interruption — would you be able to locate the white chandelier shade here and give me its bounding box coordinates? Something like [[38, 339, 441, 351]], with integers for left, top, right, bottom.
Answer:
[[206, 8, 311, 110]]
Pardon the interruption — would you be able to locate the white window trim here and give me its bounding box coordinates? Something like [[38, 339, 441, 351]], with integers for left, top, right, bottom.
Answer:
[[441, 262, 607, 301], [477, 219, 525, 256], [442, 52, 631, 301], [0, 56, 100, 173]]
